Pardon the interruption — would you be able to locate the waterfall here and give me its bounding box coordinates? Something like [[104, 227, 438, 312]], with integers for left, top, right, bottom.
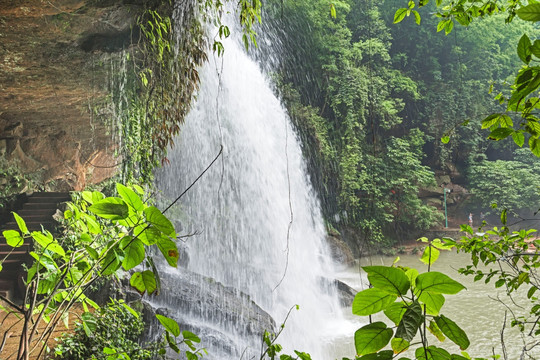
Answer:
[[155, 12, 347, 359]]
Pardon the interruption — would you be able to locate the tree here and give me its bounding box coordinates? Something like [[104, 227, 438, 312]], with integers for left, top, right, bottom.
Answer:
[[392, 0, 540, 156]]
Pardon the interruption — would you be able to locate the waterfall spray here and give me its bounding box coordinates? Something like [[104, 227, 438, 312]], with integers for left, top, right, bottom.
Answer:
[[154, 11, 347, 359]]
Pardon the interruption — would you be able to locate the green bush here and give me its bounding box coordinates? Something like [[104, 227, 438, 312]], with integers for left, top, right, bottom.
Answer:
[[54, 299, 165, 360]]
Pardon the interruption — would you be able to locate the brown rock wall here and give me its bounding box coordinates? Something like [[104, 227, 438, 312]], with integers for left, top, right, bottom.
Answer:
[[0, 0, 135, 192]]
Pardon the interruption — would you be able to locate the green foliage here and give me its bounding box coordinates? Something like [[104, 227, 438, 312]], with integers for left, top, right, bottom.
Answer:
[[258, 306, 313, 360], [270, 0, 440, 246], [448, 221, 540, 358], [0, 183, 203, 359], [0, 158, 42, 203], [345, 238, 479, 359], [392, 0, 540, 156], [467, 149, 540, 215], [54, 299, 165, 360]]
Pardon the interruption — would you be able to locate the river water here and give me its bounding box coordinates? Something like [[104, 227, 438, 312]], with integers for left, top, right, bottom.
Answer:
[[333, 250, 539, 359]]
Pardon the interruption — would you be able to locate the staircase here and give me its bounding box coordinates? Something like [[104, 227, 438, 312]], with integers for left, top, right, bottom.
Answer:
[[0, 192, 71, 301]]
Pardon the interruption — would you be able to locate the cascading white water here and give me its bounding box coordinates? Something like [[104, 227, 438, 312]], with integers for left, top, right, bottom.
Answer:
[[155, 16, 348, 359]]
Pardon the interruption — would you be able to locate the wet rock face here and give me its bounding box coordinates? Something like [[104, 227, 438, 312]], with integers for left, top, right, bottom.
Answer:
[[135, 269, 276, 359], [0, 0, 138, 192]]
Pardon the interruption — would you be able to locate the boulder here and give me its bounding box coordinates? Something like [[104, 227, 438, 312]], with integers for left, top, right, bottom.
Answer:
[[136, 269, 276, 359], [325, 234, 355, 265]]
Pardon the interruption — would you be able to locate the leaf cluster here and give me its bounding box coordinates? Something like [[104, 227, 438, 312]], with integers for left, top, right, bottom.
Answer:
[[342, 240, 493, 360], [0, 183, 203, 359], [451, 221, 540, 355], [54, 299, 164, 360]]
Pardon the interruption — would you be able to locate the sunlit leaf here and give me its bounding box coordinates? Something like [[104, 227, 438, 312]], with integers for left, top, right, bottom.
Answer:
[[121, 236, 145, 270], [435, 315, 470, 350], [418, 292, 445, 315], [416, 271, 466, 294], [157, 236, 179, 267], [512, 131, 525, 147], [354, 322, 393, 356], [363, 266, 410, 295], [384, 301, 407, 325], [428, 320, 446, 341], [420, 246, 440, 265], [31, 231, 65, 256], [394, 8, 408, 23], [89, 197, 129, 220], [144, 206, 175, 236], [415, 346, 451, 360], [352, 288, 397, 316], [117, 183, 144, 212], [3, 230, 23, 248], [130, 270, 157, 295], [12, 212, 28, 234], [391, 338, 410, 354], [156, 314, 180, 337]]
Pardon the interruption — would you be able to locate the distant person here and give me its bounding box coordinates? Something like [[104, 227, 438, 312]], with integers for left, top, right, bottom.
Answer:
[[468, 213, 473, 227]]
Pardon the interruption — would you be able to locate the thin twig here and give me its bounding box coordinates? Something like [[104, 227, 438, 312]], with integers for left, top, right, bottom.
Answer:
[[273, 114, 293, 292]]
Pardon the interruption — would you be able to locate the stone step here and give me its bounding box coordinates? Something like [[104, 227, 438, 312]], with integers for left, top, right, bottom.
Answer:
[[22, 202, 62, 211], [0, 191, 69, 303], [0, 243, 31, 253], [28, 192, 70, 198], [0, 258, 29, 271], [16, 209, 56, 217], [0, 249, 30, 258], [2, 221, 55, 232], [0, 278, 15, 299], [7, 213, 57, 222]]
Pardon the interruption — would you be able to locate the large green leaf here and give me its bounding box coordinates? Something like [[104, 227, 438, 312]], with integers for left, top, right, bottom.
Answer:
[[393, 8, 408, 23], [156, 314, 180, 337], [391, 338, 410, 354], [488, 127, 514, 141], [157, 236, 179, 267], [88, 197, 129, 220], [3, 230, 24, 248], [517, 34, 532, 64], [418, 292, 445, 315], [363, 266, 410, 295], [512, 131, 525, 147], [352, 288, 397, 316], [532, 40, 540, 58], [121, 236, 145, 270], [144, 206, 175, 237], [100, 245, 122, 276], [420, 246, 440, 265], [356, 351, 394, 360], [130, 270, 157, 295], [31, 231, 65, 256], [134, 225, 161, 245], [383, 301, 407, 325], [117, 183, 144, 212], [415, 346, 451, 360], [435, 315, 470, 350], [405, 268, 419, 288], [395, 301, 423, 342], [516, 4, 540, 22], [12, 212, 28, 234], [428, 320, 446, 342], [416, 271, 466, 294], [354, 322, 393, 356]]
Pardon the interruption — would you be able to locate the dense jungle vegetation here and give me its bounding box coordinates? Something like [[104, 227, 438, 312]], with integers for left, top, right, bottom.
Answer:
[[260, 0, 540, 249], [2, 0, 540, 359]]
